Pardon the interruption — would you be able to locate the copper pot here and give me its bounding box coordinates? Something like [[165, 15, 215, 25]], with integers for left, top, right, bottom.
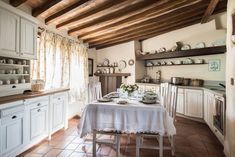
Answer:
[[191, 79, 204, 87]]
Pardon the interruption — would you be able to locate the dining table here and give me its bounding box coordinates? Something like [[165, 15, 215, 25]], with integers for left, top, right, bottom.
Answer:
[[78, 97, 176, 157]]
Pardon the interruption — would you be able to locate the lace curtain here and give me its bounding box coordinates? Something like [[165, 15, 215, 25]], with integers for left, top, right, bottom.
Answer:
[[31, 30, 88, 104]]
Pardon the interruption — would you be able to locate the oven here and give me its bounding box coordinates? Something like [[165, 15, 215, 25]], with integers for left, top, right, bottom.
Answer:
[[213, 95, 226, 135]]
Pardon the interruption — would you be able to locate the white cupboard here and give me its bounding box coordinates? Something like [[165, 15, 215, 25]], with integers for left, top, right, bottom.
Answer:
[[176, 88, 184, 114], [184, 89, 203, 118], [0, 7, 37, 59], [204, 91, 215, 129], [0, 8, 19, 57], [0, 101, 25, 157], [20, 18, 37, 59]]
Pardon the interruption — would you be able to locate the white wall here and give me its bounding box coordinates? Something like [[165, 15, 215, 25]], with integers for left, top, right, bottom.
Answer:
[[224, 0, 235, 156], [96, 41, 136, 84], [142, 15, 226, 83]]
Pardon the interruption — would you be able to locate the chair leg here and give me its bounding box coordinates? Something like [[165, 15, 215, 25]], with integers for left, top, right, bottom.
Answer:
[[127, 134, 131, 144], [171, 135, 176, 156], [159, 135, 163, 157], [116, 134, 121, 157], [93, 131, 97, 157], [136, 134, 140, 157]]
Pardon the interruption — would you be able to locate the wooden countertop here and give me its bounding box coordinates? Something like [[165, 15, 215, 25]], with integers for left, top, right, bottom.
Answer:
[[0, 88, 70, 105]]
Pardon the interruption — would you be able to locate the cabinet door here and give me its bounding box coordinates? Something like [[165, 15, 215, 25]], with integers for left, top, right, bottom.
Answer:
[[208, 93, 215, 129], [30, 106, 47, 140], [204, 91, 209, 124], [185, 89, 203, 118], [20, 18, 37, 59], [0, 8, 19, 57], [1, 115, 24, 155], [52, 99, 64, 131], [176, 92, 184, 114]]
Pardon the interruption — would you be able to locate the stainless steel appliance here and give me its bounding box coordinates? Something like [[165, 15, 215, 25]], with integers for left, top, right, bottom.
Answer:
[[171, 77, 183, 85], [213, 95, 226, 135]]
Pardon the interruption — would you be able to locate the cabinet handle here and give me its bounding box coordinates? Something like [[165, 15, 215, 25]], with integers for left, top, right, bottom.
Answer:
[[12, 85, 16, 88], [58, 98, 61, 100], [37, 109, 41, 112], [12, 115, 17, 119], [37, 103, 41, 106]]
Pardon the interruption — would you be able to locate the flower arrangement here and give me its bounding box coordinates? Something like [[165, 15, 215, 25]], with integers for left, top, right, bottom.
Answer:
[[120, 84, 139, 96]]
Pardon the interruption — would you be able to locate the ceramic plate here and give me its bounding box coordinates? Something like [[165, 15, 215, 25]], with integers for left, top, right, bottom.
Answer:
[[118, 60, 127, 70], [97, 98, 112, 102], [128, 59, 135, 66], [181, 44, 191, 50], [103, 58, 109, 66], [195, 42, 205, 48]]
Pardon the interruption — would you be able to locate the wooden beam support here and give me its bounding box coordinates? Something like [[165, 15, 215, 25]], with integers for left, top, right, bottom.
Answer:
[[10, 0, 27, 7], [89, 16, 202, 47], [201, 0, 220, 23], [56, 0, 132, 30], [75, 0, 205, 39], [45, 0, 91, 24], [67, 0, 157, 34], [84, 5, 206, 43], [90, 18, 201, 49], [32, 0, 62, 17]]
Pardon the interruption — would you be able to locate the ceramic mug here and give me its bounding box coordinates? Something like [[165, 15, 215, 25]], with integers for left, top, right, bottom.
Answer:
[[6, 80, 10, 85], [0, 80, 3, 85], [22, 60, 27, 65], [7, 59, 14, 64], [21, 79, 26, 83], [14, 79, 19, 84]]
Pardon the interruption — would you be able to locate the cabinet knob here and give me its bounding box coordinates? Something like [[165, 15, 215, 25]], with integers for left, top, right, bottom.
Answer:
[[12, 115, 17, 119], [12, 85, 16, 88], [37, 109, 41, 112], [37, 103, 41, 106]]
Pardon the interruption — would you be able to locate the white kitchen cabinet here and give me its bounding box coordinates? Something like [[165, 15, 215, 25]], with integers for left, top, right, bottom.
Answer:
[[0, 102, 25, 157], [0, 6, 37, 59], [30, 106, 48, 141], [20, 18, 37, 59], [176, 88, 184, 114], [204, 90, 215, 128], [51, 93, 67, 133], [0, 8, 19, 57], [185, 89, 203, 118]]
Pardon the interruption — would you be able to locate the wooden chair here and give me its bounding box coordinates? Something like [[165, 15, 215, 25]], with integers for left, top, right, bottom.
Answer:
[[93, 130, 121, 157], [136, 85, 178, 157]]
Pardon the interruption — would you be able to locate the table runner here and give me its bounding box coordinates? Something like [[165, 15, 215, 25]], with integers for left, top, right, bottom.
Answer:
[[78, 99, 176, 137]]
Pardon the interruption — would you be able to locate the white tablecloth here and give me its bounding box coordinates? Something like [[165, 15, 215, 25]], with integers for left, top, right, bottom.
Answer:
[[78, 99, 176, 137]]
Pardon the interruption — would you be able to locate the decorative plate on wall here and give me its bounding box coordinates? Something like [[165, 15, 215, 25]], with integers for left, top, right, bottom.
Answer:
[[118, 60, 127, 72], [103, 58, 109, 66], [128, 59, 135, 66]]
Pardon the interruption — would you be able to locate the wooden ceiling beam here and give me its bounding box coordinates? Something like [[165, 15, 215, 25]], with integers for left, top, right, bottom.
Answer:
[[56, 0, 136, 30], [201, 0, 220, 23], [85, 5, 206, 43], [10, 0, 27, 7], [90, 19, 201, 49], [69, 0, 184, 36], [76, 0, 206, 39], [89, 16, 202, 47], [45, 0, 91, 24], [32, 0, 62, 17], [67, 0, 157, 34]]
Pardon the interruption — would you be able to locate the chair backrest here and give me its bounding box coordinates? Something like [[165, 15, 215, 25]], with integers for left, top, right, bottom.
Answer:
[[88, 82, 102, 102], [167, 86, 178, 121], [160, 83, 170, 108]]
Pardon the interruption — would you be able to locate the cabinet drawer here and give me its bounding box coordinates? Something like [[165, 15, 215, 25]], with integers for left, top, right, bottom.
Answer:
[[0, 105, 24, 118], [25, 96, 49, 109], [30, 106, 47, 115], [1, 112, 24, 125]]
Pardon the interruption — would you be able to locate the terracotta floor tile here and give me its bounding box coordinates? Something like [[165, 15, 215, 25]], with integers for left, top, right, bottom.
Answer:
[[57, 150, 73, 157], [43, 148, 62, 157], [69, 152, 86, 157], [64, 143, 80, 150]]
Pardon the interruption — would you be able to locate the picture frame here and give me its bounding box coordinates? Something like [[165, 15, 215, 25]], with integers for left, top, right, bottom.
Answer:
[[208, 59, 221, 71], [88, 58, 93, 77]]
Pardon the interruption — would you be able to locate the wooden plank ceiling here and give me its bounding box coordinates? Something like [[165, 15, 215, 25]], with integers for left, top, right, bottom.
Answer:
[[10, 0, 227, 49]]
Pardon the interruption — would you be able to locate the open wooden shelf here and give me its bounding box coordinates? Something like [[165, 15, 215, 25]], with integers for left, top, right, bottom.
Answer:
[[96, 65, 118, 68], [94, 73, 131, 78], [145, 63, 208, 67], [136, 46, 226, 61]]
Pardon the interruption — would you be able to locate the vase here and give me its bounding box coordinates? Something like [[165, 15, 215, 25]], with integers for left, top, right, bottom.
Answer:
[[127, 92, 133, 98]]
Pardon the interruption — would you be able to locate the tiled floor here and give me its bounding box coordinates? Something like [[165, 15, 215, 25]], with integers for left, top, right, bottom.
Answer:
[[18, 117, 225, 157]]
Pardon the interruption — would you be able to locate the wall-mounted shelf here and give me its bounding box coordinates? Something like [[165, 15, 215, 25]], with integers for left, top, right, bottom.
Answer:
[[97, 65, 118, 68], [0, 74, 29, 76], [95, 73, 131, 78], [136, 46, 226, 61], [145, 63, 208, 67], [0, 63, 29, 68]]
